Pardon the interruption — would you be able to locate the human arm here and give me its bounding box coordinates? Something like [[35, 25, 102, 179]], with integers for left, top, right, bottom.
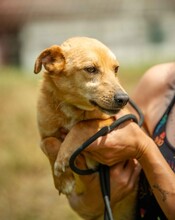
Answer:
[[138, 135, 175, 220], [84, 119, 175, 220], [132, 62, 175, 219]]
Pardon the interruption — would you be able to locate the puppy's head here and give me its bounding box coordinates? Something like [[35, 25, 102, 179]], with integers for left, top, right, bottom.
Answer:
[[34, 37, 128, 115]]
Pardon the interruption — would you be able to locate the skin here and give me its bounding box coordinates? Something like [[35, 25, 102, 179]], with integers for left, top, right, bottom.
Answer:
[[43, 62, 175, 220]]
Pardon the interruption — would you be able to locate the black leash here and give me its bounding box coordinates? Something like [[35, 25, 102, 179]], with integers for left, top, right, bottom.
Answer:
[[69, 99, 144, 220]]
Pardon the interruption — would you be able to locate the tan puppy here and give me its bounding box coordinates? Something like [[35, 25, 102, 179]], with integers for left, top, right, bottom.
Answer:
[[34, 37, 136, 219]]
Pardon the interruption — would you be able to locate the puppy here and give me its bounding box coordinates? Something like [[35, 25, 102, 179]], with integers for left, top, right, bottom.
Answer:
[[34, 37, 136, 219]]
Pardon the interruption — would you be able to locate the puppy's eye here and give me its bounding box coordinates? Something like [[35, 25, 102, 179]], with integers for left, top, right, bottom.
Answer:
[[114, 66, 119, 74], [84, 66, 98, 74]]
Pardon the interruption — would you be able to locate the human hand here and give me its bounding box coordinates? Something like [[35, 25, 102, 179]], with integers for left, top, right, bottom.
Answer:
[[68, 155, 140, 219], [84, 120, 150, 166]]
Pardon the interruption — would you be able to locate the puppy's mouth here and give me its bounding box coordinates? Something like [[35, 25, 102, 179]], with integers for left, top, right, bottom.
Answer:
[[90, 100, 121, 115]]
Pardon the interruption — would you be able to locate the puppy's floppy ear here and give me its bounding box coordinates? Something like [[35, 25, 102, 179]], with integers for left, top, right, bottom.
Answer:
[[34, 45, 65, 74]]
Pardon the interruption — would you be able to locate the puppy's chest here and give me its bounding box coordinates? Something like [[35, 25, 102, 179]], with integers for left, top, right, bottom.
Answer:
[[63, 116, 80, 130], [60, 104, 85, 130]]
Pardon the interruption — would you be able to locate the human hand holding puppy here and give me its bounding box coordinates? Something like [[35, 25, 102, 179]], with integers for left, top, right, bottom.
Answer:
[[43, 110, 141, 219], [83, 120, 150, 166]]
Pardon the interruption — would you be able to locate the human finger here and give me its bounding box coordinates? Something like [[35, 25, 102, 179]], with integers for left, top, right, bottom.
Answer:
[[127, 160, 141, 189], [109, 160, 140, 204], [110, 160, 135, 185]]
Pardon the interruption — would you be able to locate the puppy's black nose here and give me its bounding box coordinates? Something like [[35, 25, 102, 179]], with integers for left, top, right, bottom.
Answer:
[[114, 93, 129, 108]]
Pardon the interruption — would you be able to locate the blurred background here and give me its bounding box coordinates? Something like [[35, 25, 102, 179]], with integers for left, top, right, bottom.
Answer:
[[0, 0, 174, 219]]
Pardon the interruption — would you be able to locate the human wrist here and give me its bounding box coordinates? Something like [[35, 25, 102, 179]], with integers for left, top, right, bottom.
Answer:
[[136, 133, 156, 165], [135, 129, 154, 162]]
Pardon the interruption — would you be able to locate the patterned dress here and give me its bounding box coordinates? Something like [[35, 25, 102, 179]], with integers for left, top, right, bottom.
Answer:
[[136, 96, 175, 220]]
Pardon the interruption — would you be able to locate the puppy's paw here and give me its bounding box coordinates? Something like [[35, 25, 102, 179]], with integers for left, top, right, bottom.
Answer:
[[54, 156, 75, 195], [54, 155, 69, 176], [60, 179, 75, 195], [54, 167, 75, 195]]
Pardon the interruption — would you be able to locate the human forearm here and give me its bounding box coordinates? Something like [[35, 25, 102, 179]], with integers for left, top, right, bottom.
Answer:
[[138, 138, 175, 220]]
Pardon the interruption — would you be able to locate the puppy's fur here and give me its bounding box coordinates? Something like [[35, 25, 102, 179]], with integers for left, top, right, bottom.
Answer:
[[34, 37, 136, 220]]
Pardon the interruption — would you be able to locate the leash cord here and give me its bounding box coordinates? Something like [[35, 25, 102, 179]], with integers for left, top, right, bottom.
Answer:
[[69, 99, 144, 220]]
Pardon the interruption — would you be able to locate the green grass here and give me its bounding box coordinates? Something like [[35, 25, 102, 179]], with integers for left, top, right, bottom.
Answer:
[[0, 64, 152, 220]]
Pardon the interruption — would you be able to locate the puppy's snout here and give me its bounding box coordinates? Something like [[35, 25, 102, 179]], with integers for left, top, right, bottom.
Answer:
[[114, 93, 129, 108]]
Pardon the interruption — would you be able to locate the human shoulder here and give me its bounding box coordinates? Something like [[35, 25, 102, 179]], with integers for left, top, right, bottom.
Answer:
[[133, 63, 175, 108], [132, 62, 175, 134], [144, 62, 175, 90]]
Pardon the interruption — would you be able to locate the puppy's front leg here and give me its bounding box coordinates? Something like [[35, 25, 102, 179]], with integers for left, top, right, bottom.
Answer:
[[41, 137, 76, 195], [53, 121, 99, 194], [53, 132, 84, 195], [40, 137, 74, 193]]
